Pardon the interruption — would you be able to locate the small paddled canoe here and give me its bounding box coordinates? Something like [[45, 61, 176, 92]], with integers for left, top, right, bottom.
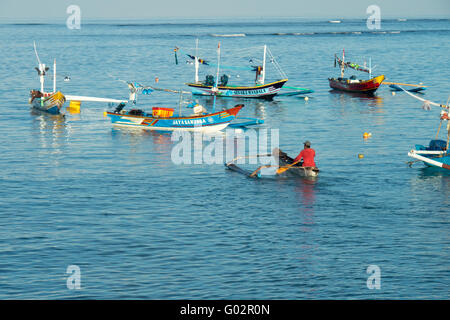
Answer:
[[275, 148, 319, 178], [328, 75, 385, 94], [225, 148, 319, 178], [29, 90, 66, 114], [107, 104, 243, 132]]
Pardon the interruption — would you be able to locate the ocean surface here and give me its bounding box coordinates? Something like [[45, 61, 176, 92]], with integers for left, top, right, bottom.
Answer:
[[0, 17, 449, 299]]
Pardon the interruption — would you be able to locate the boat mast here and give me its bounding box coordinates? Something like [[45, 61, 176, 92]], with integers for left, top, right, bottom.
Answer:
[[261, 45, 267, 85], [34, 42, 46, 92], [53, 59, 56, 93], [212, 42, 221, 112], [340, 48, 345, 78], [195, 38, 199, 83], [369, 57, 372, 79]]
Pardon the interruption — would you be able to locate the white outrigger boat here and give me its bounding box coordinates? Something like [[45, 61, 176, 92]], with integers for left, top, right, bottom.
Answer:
[[404, 88, 450, 170], [29, 42, 127, 114]]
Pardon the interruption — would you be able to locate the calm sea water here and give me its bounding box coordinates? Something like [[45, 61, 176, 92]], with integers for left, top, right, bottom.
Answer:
[[0, 18, 449, 299]]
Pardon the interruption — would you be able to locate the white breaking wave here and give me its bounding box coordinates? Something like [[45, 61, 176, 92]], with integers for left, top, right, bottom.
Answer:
[[211, 33, 246, 37]]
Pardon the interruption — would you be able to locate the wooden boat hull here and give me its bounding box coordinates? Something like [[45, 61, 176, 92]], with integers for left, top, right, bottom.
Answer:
[[408, 140, 450, 170], [187, 79, 288, 100], [276, 149, 319, 177], [328, 75, 385, 93], [225, 148, 319, 178], [107, 105, 243, 132], [29, 91, 66, 114]]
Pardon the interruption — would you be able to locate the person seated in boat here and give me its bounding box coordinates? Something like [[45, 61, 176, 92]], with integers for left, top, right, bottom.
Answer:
[[293, 141, 316, 168], [204, 75, 215, 86], [219, 74, 229, 87], [29, 89, 43, 103]]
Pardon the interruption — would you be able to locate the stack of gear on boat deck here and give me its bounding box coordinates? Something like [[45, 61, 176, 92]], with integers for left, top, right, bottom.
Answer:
[[193, 104, 207, 115]]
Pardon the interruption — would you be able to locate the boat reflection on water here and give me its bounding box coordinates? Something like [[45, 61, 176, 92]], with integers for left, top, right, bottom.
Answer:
[[193, 95, 287, 121], [111, 127, 174, 148], [329, 89, 384, 109], [410, 167, 450, 207], [30, 109, 68, 156], [294, 178, 317, 232]]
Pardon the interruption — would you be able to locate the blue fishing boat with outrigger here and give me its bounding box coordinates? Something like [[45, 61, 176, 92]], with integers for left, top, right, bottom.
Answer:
[[106, 81, 244, 132], [106, 103, 244, 133], [404, 87, 450, 171], [175, 41, 291, 100]]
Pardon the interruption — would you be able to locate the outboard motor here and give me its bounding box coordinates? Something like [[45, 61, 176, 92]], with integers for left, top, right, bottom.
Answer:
[[114, 102, 126, 114], [205, 75, 215, 86], [220, 74, 229, 86], [428, 140, 447, 151]]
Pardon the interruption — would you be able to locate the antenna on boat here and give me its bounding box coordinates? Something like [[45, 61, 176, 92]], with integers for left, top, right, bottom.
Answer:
[[178, 88, 183, 116], [195, 38, 199, 83], [33, 41, 48, 92], [261, 44, 267, 84], [53, 59, 56, 93]]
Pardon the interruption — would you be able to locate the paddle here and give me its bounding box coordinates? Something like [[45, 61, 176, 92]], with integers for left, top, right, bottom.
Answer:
[[276, 160, 301, 174]]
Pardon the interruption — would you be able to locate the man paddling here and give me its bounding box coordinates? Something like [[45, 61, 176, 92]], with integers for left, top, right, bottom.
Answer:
[[294, 141, 316, 167]]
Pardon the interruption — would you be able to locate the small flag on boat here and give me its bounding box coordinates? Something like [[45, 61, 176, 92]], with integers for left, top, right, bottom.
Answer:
[[174, 47, 179, 65], [142, 88, 153, 95]]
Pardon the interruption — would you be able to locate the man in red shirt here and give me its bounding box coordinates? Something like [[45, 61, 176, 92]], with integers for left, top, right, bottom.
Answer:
[[294, 141, 316, 167]]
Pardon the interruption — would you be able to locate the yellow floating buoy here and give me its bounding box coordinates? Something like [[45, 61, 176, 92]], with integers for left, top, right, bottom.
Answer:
[[68, 100, 81, 114], [363, 132, 372, 139], [392, 91, 396, 96], [304, 96, 309, 101], [103, 111, 107, 117], [358, 154, 364, 159]]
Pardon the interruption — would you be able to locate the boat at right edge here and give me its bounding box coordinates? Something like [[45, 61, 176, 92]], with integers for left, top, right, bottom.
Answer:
[[405, 88, 450, 170]]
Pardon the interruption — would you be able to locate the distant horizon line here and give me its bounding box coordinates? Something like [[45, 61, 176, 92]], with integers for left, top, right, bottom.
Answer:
[[0, 15, 449, 22]]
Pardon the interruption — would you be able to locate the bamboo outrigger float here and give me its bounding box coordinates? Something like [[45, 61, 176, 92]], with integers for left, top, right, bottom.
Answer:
[[404, 88, 450, 170], [328, 49, 384, 94]]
